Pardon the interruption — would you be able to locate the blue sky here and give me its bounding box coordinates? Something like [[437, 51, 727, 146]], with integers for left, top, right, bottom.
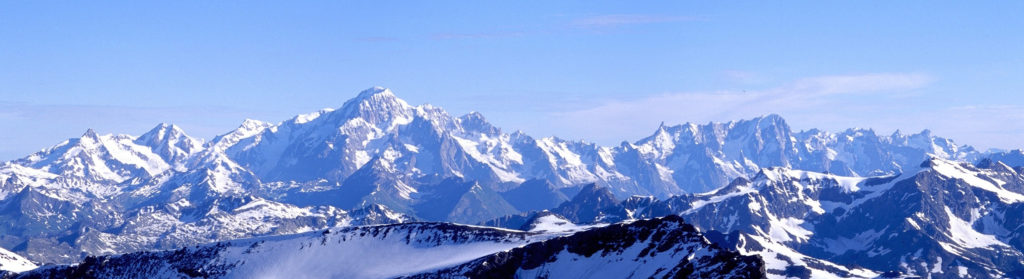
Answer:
[[1, 1, 1023, 160]]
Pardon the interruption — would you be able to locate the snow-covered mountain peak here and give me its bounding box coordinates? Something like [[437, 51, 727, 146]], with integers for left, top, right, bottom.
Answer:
[[10, 129, 172, 189], [239, 118, 271, 130], [458, 110, 485, 121], [759, 113, 785, 122], [135, 123, 203, 165], [635, 123, 678, 159], [343, 87, 409, 112], [889, 128, 905, 139], [411, 104, 458, 131], [140, 123, 182, 135], [335, 87, 414, 130], [457, 111, 500, 136], [730, 113, 791, 136], [919, 155, 967, 170], [208, 119, 273, 152], [740, 113, 788, 131], [750, 166, 868, 193], [354, 86, 393, 98]]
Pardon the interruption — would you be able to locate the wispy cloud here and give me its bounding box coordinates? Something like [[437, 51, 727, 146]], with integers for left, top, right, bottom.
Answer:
[[416, 14, 698, 42], [572, 14, 698, 28], [925, 105, 1024, 150], [785, 73, 933, 96], [535, 72, 935, 145], [721, 70, 767, 84], [430, 31, 525, 40], [354, 36, 400, 42]]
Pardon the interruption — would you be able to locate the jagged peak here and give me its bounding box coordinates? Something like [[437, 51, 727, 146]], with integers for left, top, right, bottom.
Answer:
[[749, 113, 789, 131], [891, 129, 903, 138], [571, 183, 618, 203], [207, 119, 274, 151], [82, 128, 100, 139], [839, 127, 877, 138], [710, 176, 753, 194], [289, 108, 335, 124], [678, 114, 788, 128], [795, 128, 826, 136], [751, 166, 782, 182], [919, 155, 952, 168], [239, 118, 272, 130], [415, 104, 449, 117], [753, 165, 811, 181], [653, 114, 791, 141], [457, 111, 500, 135], [758, 113, 785, 123], [460, 111, 484, 120], [136, 122, 202, 154], [619, 140, 636, 149], [139, 122, 186, 139], [720, 113, 786, 127], [975, 158, 996, 169], [159, 122, 180, 130]]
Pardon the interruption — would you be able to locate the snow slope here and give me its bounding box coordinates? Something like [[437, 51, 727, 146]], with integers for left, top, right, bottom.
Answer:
[[14, 223, 546, 279], [0, 247, 35, 273], [415, 216, 765, 279], [10, 218, 769, 279]]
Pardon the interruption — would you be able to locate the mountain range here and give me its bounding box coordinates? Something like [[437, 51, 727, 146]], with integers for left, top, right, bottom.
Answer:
[[1, 87, 1022, 278]]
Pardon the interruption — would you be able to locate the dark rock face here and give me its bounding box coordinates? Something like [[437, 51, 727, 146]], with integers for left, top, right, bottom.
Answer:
[[549, 183, 624, 223], [17, 244, 234, 279], [499, 179, 568, 212], [410, 215, 766, 279], [480, 183, 640, 230]]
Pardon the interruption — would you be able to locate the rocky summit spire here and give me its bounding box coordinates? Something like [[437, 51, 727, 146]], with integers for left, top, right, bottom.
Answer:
[[82, 128, 100, 139]]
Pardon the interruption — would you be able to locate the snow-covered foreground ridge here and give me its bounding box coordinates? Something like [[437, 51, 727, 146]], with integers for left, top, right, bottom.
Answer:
[[0, 248, 35, 274], [6, 217, 766, 279]]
